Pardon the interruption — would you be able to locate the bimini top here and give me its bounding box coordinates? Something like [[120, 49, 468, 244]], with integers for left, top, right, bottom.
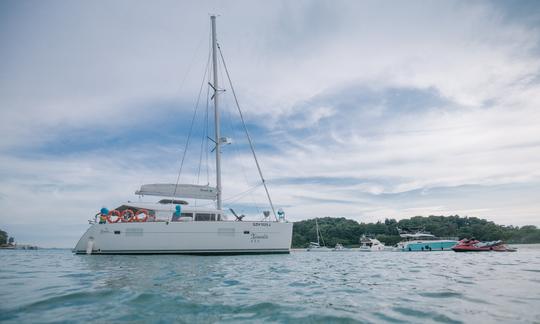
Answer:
[[399, 232, 436, 239], [135, 183, 217, 200]]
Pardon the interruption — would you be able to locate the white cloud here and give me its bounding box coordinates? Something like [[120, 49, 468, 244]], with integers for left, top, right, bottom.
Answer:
[[1, 0, 540, 246]]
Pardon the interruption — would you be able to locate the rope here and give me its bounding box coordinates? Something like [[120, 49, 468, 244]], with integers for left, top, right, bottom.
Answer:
[[217, 43, 278, 221], [223, 184, 263, 204], [172, 44, 212, 197], [221, 89, 262, 215], [190, 184, 263, 208], [197, 62, 211, 185]]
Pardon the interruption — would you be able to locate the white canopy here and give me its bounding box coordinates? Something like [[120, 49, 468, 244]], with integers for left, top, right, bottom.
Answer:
[[400, 233, 436, 238], [135, 184, 217, 200]]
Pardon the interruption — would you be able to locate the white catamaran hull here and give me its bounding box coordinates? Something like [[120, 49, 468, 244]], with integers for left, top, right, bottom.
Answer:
[[74, 221, 293, 255]]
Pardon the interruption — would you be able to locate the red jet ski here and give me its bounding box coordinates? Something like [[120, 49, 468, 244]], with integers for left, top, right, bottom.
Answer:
[[452, 239, 517, 252]]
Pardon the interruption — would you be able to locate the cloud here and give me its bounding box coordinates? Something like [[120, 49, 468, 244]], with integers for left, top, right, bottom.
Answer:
[[1, 0, 540, 247]]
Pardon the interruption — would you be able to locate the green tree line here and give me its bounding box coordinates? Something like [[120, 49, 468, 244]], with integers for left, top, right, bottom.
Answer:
[[0, 229, 15, 246], [292, 215, 540, 248]]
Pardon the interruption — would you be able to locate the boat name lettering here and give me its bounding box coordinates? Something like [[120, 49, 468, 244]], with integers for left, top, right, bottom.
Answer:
[[252, 222, 271, 227], [251, 233, 269, 239]]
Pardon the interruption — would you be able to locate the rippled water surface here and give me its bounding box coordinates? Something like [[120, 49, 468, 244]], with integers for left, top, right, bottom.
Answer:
[[1, 246, 540, 323]]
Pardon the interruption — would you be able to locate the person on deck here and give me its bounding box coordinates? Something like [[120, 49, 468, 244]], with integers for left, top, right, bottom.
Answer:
[[171, 205, 182, 222], [99, 207, 109, 224]]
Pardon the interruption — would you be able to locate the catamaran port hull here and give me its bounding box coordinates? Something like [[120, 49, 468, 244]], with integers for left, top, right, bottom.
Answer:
[[73, 221, 293, 255]]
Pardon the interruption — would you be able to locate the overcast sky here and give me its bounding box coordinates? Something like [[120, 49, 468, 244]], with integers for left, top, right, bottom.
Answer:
[[1, 0, 540, 247]]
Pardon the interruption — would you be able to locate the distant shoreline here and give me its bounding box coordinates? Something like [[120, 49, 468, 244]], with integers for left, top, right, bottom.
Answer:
[[292, 216, 540, 248], [0, 244, 39, 250]]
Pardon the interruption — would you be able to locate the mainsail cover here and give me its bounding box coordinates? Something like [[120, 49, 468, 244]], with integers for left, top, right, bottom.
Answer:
[[135, 184, 217, 200]]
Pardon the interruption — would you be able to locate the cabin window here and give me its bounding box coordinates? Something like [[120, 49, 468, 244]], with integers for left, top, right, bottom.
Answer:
[[217, 214, 221, 221], [195, 213, 214, 221], [181, 213, 193, 217]]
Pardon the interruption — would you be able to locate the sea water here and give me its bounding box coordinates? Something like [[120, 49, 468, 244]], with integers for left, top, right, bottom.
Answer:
[[1, 245, 540, 323]]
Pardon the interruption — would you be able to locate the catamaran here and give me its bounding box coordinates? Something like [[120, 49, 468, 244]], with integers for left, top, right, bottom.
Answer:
[[74, 16, 293, 255]]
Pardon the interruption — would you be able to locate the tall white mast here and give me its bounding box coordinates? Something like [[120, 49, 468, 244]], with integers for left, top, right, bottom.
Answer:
[[316, 219, 320, 245], [211, 15, 222, 210]]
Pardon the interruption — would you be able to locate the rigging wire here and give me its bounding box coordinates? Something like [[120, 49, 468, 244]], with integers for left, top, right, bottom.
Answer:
[[220, 75, 262, 216], [214, 51, 260, 213], [217, 43, 278, 221], [172, 42, 212, 198], [138, 27, 207, 200], [205, 84, 210, 185], [223, 184, 263, 204], [205, 29, 212, 187], [197, 62, 211, 185], [193, 184, 263, 208], [194, 59, 212, 207]]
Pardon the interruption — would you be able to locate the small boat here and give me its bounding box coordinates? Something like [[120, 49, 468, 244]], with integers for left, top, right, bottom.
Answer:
[[358, 236, 385, 252], [452, 239, 517, 252], [307, 242, 332, 252], [333, 243, 352, 251], [306, 219, 331, 252]]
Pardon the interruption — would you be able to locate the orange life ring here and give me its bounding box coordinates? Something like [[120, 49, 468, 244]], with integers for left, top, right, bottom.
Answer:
[[132, 209, 149, 222], [106, 210, 121, 223], [121, 209, 135, 222]]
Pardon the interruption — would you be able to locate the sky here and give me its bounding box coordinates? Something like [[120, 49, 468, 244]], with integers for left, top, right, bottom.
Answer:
[[1, 0, 540, 247]]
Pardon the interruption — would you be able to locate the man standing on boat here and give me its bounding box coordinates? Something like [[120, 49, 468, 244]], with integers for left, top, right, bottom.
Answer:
[[172, 205, 182, 222], [98, 208, 108, 224]]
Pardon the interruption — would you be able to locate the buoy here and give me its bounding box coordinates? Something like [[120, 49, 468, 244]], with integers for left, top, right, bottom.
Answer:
[[132, 209, 149, 222], [121, 209, 135, 222], [106, 210, 121, 223]]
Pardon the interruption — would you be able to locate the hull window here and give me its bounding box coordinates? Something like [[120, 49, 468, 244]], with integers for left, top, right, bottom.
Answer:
[[125, 228, 144, 237], [218, 228, 235, 236]]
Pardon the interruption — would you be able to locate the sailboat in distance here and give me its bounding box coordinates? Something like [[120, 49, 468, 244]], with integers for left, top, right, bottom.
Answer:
[[74, 16, 293, 255], [306, 219, 331, 252]]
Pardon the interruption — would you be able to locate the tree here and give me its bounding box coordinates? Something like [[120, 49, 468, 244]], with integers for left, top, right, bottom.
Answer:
[[0, 229, 7, 245], [291, 215, 540, 247]]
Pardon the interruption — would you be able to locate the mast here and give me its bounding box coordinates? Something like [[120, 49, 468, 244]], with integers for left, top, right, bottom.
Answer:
[[316, 219, 320, 245], [211, 15, 222, 210]]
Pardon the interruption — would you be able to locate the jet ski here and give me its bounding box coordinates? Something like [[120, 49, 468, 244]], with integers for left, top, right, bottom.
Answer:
[[452, 239, 517, 252]]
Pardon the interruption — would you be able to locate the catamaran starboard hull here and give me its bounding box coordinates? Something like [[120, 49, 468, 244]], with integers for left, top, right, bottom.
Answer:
[[74, 221, 293, 255]]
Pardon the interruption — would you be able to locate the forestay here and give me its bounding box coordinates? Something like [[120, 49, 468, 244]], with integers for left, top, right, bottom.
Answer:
[[135, 184, 217, 200]]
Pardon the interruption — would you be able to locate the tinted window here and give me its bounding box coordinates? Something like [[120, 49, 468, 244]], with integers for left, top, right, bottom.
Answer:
[[195, 213, 212, 221]]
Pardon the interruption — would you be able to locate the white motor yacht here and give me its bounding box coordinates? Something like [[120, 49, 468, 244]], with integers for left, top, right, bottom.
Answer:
[[395, 232, 457, 252], [358, 236, 385, 252]]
